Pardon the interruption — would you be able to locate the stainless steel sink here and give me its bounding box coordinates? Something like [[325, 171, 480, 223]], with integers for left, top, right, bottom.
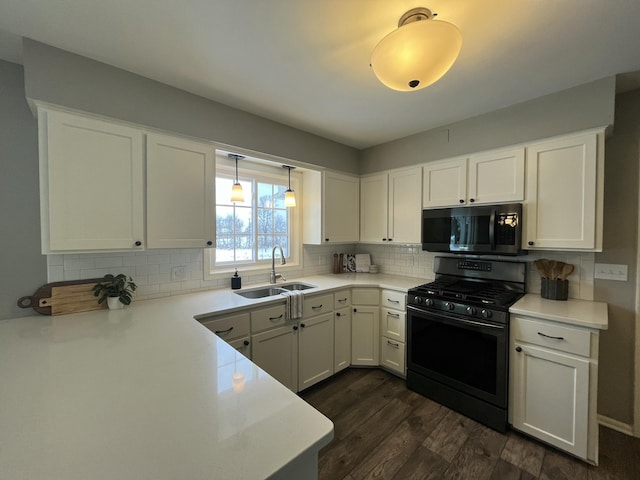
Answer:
[[235, 287, 286, 299], [278, 282, 316, 291], [234, 282, 316, 299]]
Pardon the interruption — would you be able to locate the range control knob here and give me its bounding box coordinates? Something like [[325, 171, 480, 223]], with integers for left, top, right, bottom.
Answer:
[[413, 296, 423, 305], [466, 306, 477, 315], [425, 298, 434, 307], [445, 302, 455, 311], [481, 309, 492, 318]]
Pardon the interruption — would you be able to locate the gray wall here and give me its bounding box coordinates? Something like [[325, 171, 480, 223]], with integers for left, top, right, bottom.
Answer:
[[595, 89, 640, 425], [22, 39, 359, 174], [360, 77, 616, 173], [0, 60, 47, 320]]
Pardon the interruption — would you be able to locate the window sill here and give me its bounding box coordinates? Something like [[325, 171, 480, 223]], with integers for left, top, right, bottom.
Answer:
[[204, 262, 301, 282]]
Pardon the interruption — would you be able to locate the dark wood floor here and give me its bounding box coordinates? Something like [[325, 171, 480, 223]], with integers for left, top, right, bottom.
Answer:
[[300, 368, 640, 480]]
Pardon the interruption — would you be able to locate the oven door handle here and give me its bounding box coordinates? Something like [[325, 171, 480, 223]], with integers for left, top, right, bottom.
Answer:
[[408, 305, 504, 330], [489, 209, 496, 249]]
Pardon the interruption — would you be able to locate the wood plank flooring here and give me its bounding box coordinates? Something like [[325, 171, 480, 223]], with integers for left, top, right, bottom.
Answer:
[[300, 368, 640, 480]]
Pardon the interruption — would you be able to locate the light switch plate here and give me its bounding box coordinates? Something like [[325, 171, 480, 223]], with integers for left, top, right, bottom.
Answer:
[[594, 263, 628, 281]]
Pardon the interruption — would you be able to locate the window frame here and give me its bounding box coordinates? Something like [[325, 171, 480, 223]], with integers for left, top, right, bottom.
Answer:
[[204, 160, 301, 281]]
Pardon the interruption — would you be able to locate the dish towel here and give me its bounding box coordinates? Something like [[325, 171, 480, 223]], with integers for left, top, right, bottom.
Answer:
[[281, 290, 303, 320], [355, 254, 371, 272]]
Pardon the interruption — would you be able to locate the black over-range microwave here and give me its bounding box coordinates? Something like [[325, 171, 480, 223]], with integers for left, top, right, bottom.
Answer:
[[421, 203, 525, 256]]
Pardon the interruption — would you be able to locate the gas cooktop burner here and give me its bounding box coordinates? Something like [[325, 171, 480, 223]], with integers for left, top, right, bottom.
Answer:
[[413, 280, 522, 307]]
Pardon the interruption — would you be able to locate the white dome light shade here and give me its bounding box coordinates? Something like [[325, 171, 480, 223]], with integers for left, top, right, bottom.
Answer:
[[371, 12, 462, 92]]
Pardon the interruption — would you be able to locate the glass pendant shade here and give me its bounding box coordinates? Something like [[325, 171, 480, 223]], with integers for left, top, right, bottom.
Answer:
[[231, 182, 244, 202], [371, 11, 462, 92], [284, 189, 296, 207]]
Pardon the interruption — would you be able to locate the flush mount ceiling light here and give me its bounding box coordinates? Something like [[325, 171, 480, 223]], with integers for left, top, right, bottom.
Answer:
[[229, 154, 245, 203], [283, 165, 296, 207], [371, 7, 462, 91]]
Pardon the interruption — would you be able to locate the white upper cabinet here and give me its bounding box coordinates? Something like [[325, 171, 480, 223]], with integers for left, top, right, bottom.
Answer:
[[524, 130, 602, 251], [467, 147, 525, 204], [422, 157, 467, 208], [423, 148, 525, 208], [146, 133, 215, 248], [360, 167, 422, 244], [303, 170, 359, 244], [39, 107, 144, 252]]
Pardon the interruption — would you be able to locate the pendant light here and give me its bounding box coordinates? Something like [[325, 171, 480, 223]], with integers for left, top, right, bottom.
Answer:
[[229, 154, 244, 203], [371, 7, 462, 91], [283, 165, 296, 207]]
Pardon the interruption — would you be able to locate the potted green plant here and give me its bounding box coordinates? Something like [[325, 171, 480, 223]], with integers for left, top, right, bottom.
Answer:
[[92, 274, 137, 310]]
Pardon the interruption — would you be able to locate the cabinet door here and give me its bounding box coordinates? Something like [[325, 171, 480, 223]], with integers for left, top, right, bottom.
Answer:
[[334, 308, 351, 373], [252, 325, 298, 391], [423, 158, 467, 207], [381, 308, 406, 342], [298, 313, 334, 391], [146, 133, 215, 248], [468, 147, 525, 204], [388, 167, 422, 243], [524, 133, 598, 249], [512, 342, 589, 459], [323, 172, 360, 243], [351, 306, 380, 366], [42, 109, 144, 251], [360, 174, 389, 243]]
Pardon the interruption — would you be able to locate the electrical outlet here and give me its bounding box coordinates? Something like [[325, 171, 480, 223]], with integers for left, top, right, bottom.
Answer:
[[171, 266, 188, 282], [594, 263, 628, 281]]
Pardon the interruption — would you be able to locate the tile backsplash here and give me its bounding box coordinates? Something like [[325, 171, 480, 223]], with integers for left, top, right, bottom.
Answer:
[[48, 244, 595, 301]]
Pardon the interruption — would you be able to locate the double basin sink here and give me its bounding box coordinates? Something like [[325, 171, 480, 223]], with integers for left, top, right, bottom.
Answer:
[[234, 282, 316, 299]]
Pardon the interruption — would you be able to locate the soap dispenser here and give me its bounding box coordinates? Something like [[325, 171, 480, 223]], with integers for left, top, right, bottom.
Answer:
[[231, 270, 242, 289]]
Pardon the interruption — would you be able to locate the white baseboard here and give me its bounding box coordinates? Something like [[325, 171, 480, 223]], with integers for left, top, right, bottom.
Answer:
[[598, 414, 635, 436]]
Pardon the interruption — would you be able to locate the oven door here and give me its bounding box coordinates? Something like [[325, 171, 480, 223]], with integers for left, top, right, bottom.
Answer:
[[407, 305, 508, 408]]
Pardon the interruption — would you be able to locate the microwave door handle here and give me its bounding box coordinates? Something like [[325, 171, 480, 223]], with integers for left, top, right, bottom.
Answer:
[[489, 209, 496, 249]]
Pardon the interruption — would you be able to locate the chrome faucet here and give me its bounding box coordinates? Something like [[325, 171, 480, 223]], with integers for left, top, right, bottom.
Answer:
[[270, 245, 287, 284]]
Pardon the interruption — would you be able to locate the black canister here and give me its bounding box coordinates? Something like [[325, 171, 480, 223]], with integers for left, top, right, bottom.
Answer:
[[541, 278, 568, 300]]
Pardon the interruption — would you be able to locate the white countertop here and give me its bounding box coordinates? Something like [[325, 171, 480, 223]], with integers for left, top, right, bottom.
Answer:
[[0, 273, 417, 479], [510, 293, 608, 330]]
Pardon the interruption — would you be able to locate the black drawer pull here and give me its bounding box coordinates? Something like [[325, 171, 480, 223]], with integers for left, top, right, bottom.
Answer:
[[337, 298, 348, 303], [537, 332, 564, 340], [387, 298, 400, 304], [387, 340, 400, 348], [269, 314, 284, 321], [312, 305, 323, 310], [387, 312, 400, 318], [214, 326, 234, 335]]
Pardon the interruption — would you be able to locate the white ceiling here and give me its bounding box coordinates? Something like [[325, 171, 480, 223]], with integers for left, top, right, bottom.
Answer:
[[1, 0, 640, 149]]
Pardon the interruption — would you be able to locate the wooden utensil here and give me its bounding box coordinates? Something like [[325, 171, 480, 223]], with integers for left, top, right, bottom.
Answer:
[[534, 259, 551, 278], [17, 278, 107, 315], [559, 263, 575, 280], [551, 261, 566, 280]]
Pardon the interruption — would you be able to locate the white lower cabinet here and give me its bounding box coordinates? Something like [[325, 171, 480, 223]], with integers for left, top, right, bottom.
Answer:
[[351, 288, 380, 366], [252, 324, 299, 392], [200, 312, 251, 358], [510, 315, 599, 464], [298, 313, 334, 391]]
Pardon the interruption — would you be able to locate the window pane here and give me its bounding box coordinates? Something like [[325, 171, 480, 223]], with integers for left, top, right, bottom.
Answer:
[[235, 235, 254, 261], [274, 209, 288, 234], [257, 182, 273, 208], [257, 208, 273, 234], [274, 185, 286, 208]]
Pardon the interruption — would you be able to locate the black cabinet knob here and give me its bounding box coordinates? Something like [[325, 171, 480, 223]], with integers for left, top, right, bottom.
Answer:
[[459, 199, 464, 204], [300, 323, 306, 328], [293, 325, 298, 331], [528, 241, 534, 246], [515, 346, 522, 353], [353, 308, 357, 313], [243, 340, 249, 346], [388, 238, 392, 242], [336, 312, 341, 317], [206, 240, 213, 246], [382, 238, 387, 241], [325, 238, 330, 242], [469, 198, 475, 203], [134, 241, 142, 247]]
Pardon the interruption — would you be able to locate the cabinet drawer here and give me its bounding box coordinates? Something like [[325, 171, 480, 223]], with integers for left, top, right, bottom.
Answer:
[[201, 312, 250, 342], [334, 289, 352, 309], [381, 290, 406, 310], [512, 316, 592, 357], [381, 337, 405, 376], [304, 293, 334, 318], [381, 308, 406, 342], [251, 304, 287, 332], [352, 288, 379, 306]]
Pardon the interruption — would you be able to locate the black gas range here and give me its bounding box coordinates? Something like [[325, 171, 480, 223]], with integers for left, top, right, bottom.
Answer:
[[406, 256, 526, 432]]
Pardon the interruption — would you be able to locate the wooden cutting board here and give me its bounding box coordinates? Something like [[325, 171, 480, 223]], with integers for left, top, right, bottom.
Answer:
[[17, 278, 108, 315]]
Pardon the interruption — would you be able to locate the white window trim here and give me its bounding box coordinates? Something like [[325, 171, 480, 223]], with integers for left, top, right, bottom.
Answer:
[[204, 162, 301, 281]]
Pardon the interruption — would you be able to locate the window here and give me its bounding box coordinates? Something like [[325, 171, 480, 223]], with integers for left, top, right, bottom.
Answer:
[[205, 159, 300, 278]]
